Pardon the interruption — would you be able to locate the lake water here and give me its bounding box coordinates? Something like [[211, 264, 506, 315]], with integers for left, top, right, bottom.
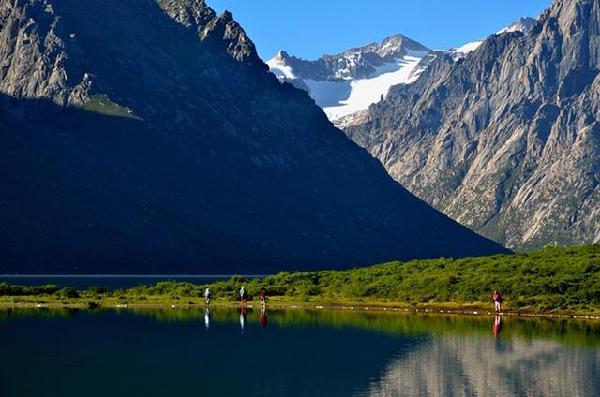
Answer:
[[0, 275, 249, 289], [1, 308, 599, 396]]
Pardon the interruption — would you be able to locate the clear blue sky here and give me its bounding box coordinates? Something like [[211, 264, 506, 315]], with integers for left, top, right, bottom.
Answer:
[[208, 0, 552, 60]]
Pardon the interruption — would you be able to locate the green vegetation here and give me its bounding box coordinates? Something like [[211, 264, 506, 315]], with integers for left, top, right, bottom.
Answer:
[[80, 95, 141, 120], [1, 245, 599, 315]]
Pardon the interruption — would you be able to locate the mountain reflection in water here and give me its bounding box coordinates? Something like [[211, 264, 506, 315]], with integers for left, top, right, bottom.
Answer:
[[361, 320, 600, 396], [1, 308, 599, 397]]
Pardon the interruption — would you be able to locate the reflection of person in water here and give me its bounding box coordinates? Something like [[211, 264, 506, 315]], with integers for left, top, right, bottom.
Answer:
[[259, 306, 267, 327], [493, 315, 502, 336], [240, 307, 247, 334], [204, 306, 210, 331]]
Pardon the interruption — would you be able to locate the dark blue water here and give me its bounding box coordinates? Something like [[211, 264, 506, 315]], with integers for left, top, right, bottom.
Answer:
[[1, 308, 599, 396], [0, 275, 254, 289]]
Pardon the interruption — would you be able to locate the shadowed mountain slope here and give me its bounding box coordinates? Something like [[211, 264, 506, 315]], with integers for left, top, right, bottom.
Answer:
[[0, 0, 505, 273]]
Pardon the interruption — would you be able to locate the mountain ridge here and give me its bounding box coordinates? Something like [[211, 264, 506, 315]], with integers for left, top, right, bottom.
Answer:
[[267, 17, 540, 126], [344, 0, 599, 250], [0, 0, 506, 273]]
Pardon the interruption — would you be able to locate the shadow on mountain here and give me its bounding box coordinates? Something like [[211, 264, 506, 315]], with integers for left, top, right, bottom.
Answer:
[[0, 92, 508, 274], [0, 0, 508, 274]]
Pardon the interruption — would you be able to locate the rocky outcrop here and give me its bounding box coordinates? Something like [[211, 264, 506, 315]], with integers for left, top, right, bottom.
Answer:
[[0, 0, 506, 273], [345, 0, 600, 250]]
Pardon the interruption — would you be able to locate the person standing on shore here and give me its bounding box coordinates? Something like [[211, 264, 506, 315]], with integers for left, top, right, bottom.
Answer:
[[492, 289, 503, 312], [259, 287, 267, 306], [240, 286, 247, 303], [204, 287, 211, 305]]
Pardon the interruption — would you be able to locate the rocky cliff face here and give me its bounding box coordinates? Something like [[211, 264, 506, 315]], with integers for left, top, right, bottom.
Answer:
[[0, 0, 505, 273], [345, 0, 600, 250]]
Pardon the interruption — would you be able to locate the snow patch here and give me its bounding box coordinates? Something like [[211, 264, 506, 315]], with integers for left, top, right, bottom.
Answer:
[[455, 41, 483, 54], [266, 56, 295, 79], [323, 55, 423, 121]]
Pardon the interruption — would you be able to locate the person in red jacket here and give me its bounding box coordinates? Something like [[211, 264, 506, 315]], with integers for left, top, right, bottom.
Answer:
[[259, 287, 267, 306], [492, 289, 503, 312]]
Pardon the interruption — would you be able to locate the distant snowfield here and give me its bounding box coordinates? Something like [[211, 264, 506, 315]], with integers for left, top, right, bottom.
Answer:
[[455, 40, 483, 54], [268, 18, 537, 126], [316, 55, 424, 122], [266, 58, 295, 79]]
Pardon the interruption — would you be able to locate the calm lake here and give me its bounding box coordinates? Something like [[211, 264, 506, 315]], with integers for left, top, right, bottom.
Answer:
[[0, 275, 248, 289], [1, 308, 599, 396]]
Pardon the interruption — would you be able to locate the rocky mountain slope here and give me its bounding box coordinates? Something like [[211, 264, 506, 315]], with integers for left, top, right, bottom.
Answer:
[[267, 35, 430, 125], [0, 0, 505, 273], [345, 0, 599, 250], [267, 19, 537, 128]]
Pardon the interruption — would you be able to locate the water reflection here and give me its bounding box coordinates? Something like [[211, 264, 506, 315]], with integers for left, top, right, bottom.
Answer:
[[1, 308, 600, 397], [259, 306, 268, 328], [493, 316, 502, 337], [204, 306, 210, 331], [240, 307, 247, 334], [361, 319, 600, 397]]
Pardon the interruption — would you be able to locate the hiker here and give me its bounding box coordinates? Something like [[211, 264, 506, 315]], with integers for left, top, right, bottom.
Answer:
[[204, 287, 211, 305], [259, 287, 267, 306], [492, 289, 503, 312], [240, 286, 247, 303]]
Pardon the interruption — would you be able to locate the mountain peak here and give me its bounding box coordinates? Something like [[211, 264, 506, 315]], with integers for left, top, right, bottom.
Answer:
[[266, 32, 430, 123], [497, 16, 537, 34], [337, 33, 430, 61], [451, 16, 539, 57], [275, 50, 290, 61]]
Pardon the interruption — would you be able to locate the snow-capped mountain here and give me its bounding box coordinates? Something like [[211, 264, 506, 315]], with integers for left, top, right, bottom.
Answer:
[[268, 18, 537, 126], [267, 34, 430, 125], [450, 17, 538, 57]]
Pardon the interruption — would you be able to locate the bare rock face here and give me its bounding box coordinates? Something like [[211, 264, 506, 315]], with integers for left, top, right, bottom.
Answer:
[[345, 0, 600, 250], [0, 0, 506, 273]]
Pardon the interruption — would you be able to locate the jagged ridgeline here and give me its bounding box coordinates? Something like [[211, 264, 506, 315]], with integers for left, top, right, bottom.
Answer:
[[345, 0, 600, 250], [0, 0, 505, 274]]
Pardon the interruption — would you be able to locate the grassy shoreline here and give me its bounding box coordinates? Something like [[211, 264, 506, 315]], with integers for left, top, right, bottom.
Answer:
[[1, 299, 600, 320], [1, 245, 599, 319]]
